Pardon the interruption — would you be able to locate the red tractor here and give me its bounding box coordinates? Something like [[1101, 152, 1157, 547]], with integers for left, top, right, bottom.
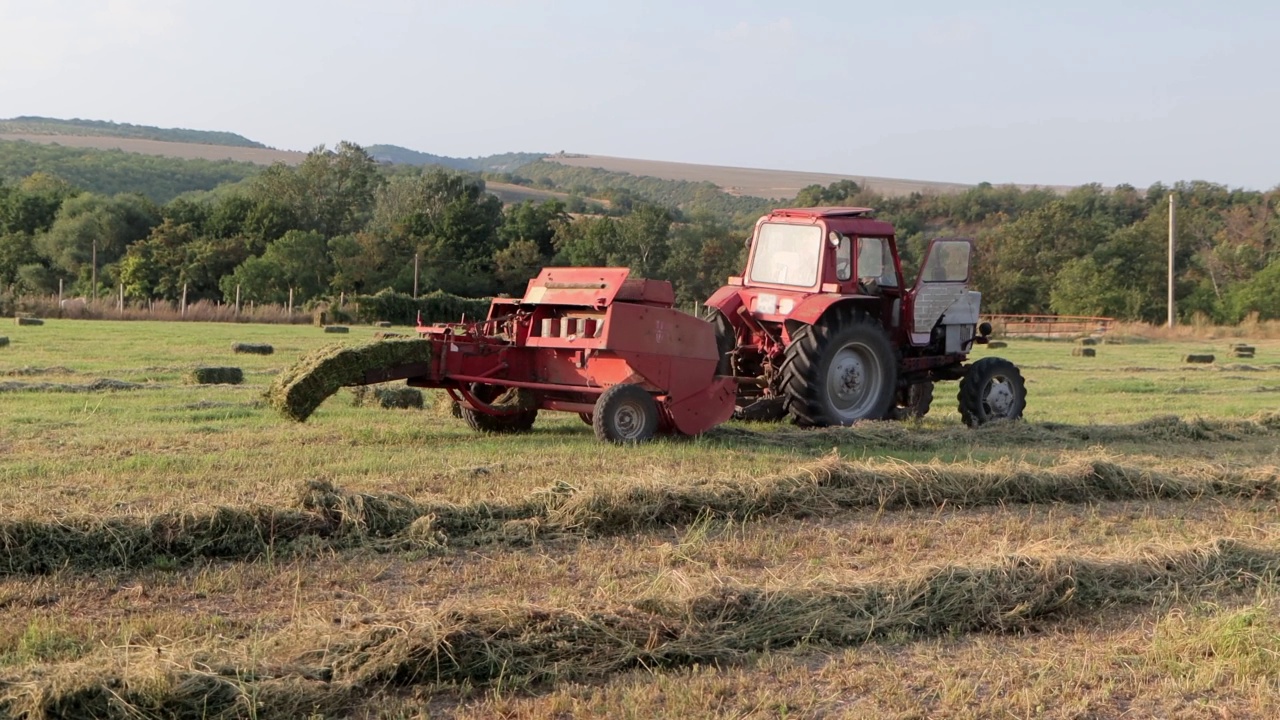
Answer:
[[704, 206, 1025, 427]]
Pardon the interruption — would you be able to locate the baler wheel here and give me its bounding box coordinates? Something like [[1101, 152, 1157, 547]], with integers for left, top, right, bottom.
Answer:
[[957, 357, 1026, 427], [780, 310, 897, 426], [593, 384, 659, 444], [890, 382, 934, 420]]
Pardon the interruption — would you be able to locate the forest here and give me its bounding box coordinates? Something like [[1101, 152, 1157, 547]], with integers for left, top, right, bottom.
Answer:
[[1, 139, 1278, 323]]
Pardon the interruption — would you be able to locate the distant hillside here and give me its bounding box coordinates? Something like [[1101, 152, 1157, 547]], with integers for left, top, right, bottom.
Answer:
[[0, 139, 264, 203], [366, 144, 544, 173], [0, 116, 266, 148]]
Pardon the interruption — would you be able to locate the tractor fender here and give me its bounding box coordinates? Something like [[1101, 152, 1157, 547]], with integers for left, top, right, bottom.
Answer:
[[786, 294, 876, 327], [704, 286, 745, 316]]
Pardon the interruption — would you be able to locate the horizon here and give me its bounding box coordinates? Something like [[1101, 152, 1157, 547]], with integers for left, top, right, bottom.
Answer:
[[2, 1, 1277, 191]]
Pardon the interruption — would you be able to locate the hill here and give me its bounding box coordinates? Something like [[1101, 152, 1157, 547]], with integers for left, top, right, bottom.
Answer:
[[543, 153, 1068, 200], [0, 116, 266, 148], [365, 145, 543, 173]]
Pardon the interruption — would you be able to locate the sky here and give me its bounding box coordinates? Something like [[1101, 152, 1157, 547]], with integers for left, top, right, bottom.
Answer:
[[1, 0, 1277, 190]]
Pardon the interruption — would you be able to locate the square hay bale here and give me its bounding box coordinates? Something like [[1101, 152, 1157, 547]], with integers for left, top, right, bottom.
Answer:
[[0, 336, 8, 348], [985, 341, 1008, 349], [231, 342, 274, 355], [187, 367, 245, 385], [374, 387, 424, 410], [268, 339, 436, 422], [323, 325, 350, 334], [1183, 354, 1215, 364], [15, 317, 44, 326], [1072, 347, 1096, 357]]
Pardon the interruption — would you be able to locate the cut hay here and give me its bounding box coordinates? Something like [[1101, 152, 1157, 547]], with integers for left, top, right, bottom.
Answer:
[[186, 367, 244, 385], [268, 339, 436, 422], [1072, 347, 1096, 357], [231, 342, 274, 355], [326, 539, 1280, 691], [0, 378, 145, 393], [985, 340, 1007, 349], [14, 316, 43, 326], [324, 325, 350, 334], [1184, 354, 1215, 364], [1076, 337, 1099, 346], [0, 336, 8, 348]]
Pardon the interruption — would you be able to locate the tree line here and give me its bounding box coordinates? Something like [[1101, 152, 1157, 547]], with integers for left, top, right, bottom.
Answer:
[[2, 139, 1278, 323]]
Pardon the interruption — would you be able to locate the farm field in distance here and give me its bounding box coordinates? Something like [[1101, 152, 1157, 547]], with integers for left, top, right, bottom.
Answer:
[[1, 319, 1280, 718]]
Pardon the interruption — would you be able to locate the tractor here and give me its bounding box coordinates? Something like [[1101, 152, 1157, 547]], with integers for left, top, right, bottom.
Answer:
[[704, 206, 1025, 427]]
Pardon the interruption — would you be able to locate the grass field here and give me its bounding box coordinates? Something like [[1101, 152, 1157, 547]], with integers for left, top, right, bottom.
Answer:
[[1, 319, 1279, 718]]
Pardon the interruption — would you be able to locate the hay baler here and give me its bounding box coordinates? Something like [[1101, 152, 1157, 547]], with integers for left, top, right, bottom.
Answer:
[[363, 267, 736, 443]]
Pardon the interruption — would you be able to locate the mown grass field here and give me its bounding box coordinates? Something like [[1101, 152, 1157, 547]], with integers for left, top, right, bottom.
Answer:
[[1, 319, 1279, 718]]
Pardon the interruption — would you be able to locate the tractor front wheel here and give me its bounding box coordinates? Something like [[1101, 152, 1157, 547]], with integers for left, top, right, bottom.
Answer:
[[780, 310, 898, 427], [957, 357, 1026, 427], [460, 385, 538, 433], [593, 384, 659, 443]]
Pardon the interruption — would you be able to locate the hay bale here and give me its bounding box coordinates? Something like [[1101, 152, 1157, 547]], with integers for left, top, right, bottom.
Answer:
[[986, 341, 1008, 349], [268, 339, 436, 422], [0, 337, 8, 348], [1183, 354, 1215, 364], [1077, 337, 1099, 346], [324, 325, 350, 334], [186, 367, 245, 385], [374, 321, 392, 328], [374, 387, 423, 410], [15, 317, 43, 326], [1072, 347, 1096, 357], [231, 342, 274, 356]]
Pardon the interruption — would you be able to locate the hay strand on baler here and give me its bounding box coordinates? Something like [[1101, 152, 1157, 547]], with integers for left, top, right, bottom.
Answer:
[[268, 339, 435, 422]]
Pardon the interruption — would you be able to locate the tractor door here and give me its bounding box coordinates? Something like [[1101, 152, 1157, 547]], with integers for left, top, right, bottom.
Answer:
[[906, 239, 973, 346]]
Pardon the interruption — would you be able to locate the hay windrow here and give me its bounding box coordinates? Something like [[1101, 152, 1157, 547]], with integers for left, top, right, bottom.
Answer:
[[268, 339, 436, 422], [0, 378, 146, 393], [185, 367, 244, 385], [4, 456, 1278, 576], [325, 539, 1280, 691]]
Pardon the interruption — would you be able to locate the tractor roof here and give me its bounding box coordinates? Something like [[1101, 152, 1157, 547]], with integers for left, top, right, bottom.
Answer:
[[768, 207, 875, 218]]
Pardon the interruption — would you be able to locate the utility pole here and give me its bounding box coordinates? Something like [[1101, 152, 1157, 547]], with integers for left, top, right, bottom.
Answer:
[[1167, 193, 1176, 328], [413, 252, 420, 299]]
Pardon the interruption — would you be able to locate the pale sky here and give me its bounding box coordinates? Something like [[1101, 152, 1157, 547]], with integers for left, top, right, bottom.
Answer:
[[1, 0, 1276, 190]]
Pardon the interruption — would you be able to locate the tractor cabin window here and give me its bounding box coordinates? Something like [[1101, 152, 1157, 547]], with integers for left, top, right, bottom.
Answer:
[[749, 223, 822, 287], [921, 241, 971, 283]]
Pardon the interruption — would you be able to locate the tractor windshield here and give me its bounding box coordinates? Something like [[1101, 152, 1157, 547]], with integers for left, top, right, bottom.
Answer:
[[748, 223, 822, 287]]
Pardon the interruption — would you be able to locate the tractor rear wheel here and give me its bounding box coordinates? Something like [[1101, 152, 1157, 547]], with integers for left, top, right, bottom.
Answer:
[[705, 308, 735, 376], [957, 357, 1026, 427], [780, 310, 898, 427], [593, 384, 659, 443], [891, 382, 934, 420], [461, 385, 538, 433]]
